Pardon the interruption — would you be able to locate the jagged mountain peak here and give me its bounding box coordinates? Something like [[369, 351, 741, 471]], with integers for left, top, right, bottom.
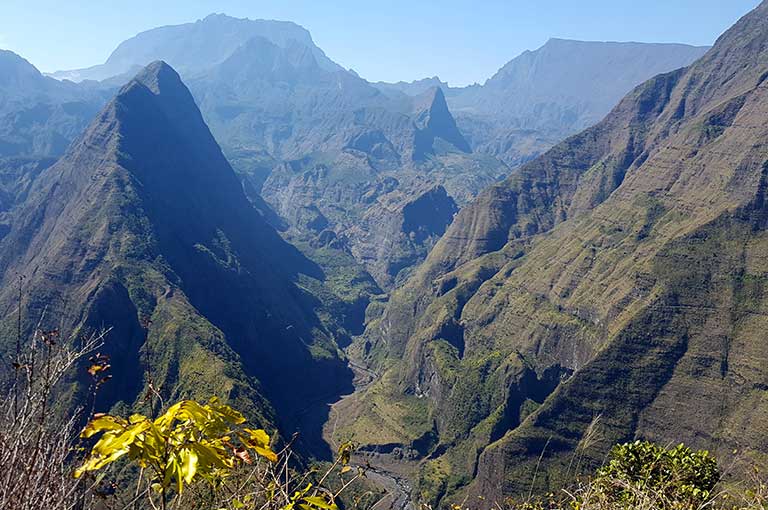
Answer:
[[0, 59, 352, 433], [119, 60, 209, 133], [129, 60, 182, 95], [99, 60, 206, 146], [93, 61, 244, 198], [412, 86, 471, 157]]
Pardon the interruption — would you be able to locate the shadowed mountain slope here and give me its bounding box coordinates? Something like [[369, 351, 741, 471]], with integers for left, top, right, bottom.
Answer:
[[187, 34, 501, 288], [0, 62, 357, 452], [43, 18, 711, 292]]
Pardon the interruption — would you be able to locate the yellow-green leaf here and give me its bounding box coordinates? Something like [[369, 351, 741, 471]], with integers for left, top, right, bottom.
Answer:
[[303, 497, 338, 510], [80, 415, 126, 438], [181, 448, 199, 484]]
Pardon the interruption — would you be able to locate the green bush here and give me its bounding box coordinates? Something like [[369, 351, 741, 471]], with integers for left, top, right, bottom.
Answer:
[[589, 440, 720, 508]]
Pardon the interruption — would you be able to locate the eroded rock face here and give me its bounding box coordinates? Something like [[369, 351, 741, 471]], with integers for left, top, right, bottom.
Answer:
[[352, 1, 768, 504], [346, 185, 458, 289], [260, 148, 496, 290]]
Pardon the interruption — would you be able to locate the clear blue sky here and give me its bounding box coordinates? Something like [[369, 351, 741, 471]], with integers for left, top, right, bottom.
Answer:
[[0, 0, 761, 86]]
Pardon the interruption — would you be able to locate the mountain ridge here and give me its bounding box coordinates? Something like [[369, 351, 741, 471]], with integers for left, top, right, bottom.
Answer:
[[0, 49, 111, 157], [338, 1, 768, 504]]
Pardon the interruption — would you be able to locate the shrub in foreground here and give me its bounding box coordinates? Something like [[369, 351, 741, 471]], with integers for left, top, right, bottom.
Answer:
[[586, 440, 720, 508], [504, 440, 755, 510]]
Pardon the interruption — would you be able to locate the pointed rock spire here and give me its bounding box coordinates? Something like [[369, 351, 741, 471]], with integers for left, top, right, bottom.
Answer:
[[412, 86, 471, 159]]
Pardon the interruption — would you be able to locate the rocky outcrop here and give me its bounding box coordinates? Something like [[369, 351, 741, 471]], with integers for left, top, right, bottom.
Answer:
[[412, 87, 471, 159], [346, 185, 458, 288]]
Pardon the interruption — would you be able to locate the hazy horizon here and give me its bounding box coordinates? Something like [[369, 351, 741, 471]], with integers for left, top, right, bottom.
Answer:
[[0, 0, 762, 87]]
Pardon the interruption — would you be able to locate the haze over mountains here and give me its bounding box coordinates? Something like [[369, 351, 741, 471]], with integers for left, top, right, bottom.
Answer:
[[376, 39, 709, 166], [48, 13, 343, 82], [0, 50, 110, 157], [0, 5, 763, 508], [15, 14, 706, 289]]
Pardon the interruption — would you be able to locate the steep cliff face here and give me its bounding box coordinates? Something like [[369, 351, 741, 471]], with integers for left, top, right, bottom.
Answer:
[[453, 39, 709, 131], [346, 1, 768, 504], [345, 185, 459, 289], [0, 62, 355, 451], [260, 149, 501, 290]]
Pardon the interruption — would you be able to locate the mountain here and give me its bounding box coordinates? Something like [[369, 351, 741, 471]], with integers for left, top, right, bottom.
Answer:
[[22, 12, 505, 295], [453, 38, 711, 131], [188, 34, 395, 160], [377, 40, 710, 167], [187, 35, 467, 164], [178, 31, 504, 289], [0, 62, 362, 454], [253, 84, 503, 288], [44, 17, 710, 292], [339, 1, 768, 505], [49, 13, 342, 82], [411, 87, 471, 158], [0, 50, 110, 157]]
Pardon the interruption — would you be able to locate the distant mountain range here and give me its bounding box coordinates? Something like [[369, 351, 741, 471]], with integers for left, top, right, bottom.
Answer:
[[376, 39, 710, 166], [47, 13, 343, 82]]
